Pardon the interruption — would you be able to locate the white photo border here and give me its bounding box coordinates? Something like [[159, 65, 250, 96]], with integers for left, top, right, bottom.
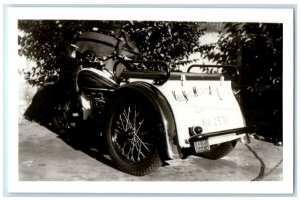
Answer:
[[3, 4, 295, 196]]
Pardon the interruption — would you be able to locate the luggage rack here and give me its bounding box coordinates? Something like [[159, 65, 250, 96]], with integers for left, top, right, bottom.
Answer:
[[187, 64, 238, 72], [187, 64, 239, 80], [112, 61, 239, 85]]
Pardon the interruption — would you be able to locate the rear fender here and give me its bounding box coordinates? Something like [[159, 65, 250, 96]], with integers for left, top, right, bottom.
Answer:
[[111, 82, 180, 160]]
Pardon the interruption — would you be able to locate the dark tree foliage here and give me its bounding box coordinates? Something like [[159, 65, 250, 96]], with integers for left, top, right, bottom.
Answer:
[[199, 23, 283, 142], [123, 21, 204, 63], [18, 20, 204, 86]]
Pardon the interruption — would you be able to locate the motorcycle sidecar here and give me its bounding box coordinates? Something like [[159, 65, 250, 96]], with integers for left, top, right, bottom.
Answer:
[[76, 60, 255, 176]]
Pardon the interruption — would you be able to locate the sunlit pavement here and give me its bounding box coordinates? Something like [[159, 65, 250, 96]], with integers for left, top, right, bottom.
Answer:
[[18, 120, 282, 182]]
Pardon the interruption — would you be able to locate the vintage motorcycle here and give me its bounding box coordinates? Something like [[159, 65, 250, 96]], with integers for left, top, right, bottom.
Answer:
[[50, 30, 255, 176]]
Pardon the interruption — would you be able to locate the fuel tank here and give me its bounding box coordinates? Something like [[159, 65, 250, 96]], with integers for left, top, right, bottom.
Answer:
[[77, 68, 118, 93]]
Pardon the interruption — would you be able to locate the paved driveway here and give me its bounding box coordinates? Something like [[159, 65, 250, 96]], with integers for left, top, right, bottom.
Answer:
[[18, 120, 282, 182]]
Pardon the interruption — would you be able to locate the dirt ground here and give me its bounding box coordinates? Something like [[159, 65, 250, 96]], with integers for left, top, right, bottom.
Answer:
[[18, 119, 283, 181]]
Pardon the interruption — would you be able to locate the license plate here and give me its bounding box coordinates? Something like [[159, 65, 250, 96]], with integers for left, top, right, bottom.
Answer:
[[194, 140, 210, 154]]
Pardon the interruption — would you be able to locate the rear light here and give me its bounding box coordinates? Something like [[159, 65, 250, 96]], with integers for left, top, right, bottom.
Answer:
[[189, 126, 203, 136]]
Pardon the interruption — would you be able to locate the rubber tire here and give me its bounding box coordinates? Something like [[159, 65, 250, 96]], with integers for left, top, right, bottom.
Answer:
[[197, 140, 238, 160], [50, 100, 74, 135], [105, 93, 163, 176]]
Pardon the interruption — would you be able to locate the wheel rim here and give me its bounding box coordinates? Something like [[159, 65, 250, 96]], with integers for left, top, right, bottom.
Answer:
[[54, 102, 72, 129], [111, 104, 155, 164]]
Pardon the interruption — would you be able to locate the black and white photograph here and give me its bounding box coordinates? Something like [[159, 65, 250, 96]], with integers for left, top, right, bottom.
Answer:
[[3, 4, 295, 196], [18, 19, 283, 179]]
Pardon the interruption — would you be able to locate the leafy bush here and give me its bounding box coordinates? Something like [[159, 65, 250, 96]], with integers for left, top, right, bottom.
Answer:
[[199, 23, 283, 143], [18, 20, 204, 86]]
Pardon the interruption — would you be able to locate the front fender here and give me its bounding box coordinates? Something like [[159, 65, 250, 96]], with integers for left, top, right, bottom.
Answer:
[[112, 81, 181, 160]]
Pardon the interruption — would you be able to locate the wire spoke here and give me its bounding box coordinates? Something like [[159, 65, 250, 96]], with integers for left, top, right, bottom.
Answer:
[[113, 104, 155, 163]]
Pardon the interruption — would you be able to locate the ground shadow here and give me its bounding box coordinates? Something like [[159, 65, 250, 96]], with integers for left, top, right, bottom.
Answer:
[[23, 84, 58, 126], [23, 86, 117, 171], [56, 121, 116, 170]]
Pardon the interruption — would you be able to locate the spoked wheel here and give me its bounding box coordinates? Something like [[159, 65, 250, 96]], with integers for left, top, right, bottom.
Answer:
[[51, 100, 75, 134], [106, 95, 163, 176]]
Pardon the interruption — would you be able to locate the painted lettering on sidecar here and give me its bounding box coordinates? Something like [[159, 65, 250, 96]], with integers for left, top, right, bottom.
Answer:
[[156, 80, 245, 148]]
